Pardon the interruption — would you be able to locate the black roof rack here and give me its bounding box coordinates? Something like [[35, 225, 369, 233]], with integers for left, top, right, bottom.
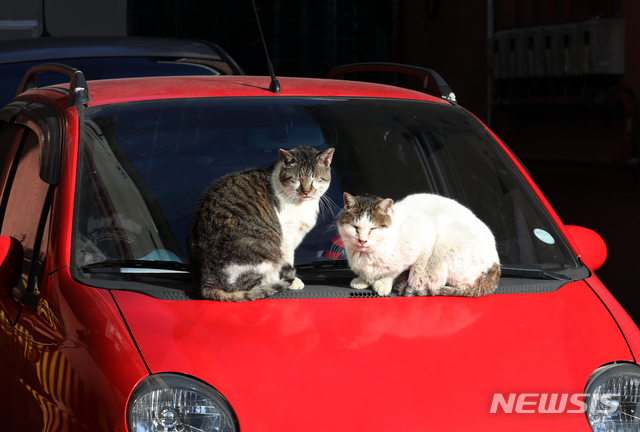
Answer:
[[16, 63, 91, 107], [327, 62, 456, 103]]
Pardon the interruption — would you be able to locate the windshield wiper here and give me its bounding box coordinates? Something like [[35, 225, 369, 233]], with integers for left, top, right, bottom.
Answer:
[[81, 260, 191, 274], [81, 260, 569, 281], [297, 261, 570, 281], [296, 259, 351, 271], [500, 264, 570, 281]]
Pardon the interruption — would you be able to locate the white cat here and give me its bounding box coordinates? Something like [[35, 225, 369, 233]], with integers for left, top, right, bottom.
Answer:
[[337, 192, 500, 297]]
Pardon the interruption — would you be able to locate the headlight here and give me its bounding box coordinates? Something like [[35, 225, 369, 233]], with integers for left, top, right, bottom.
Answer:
[[127, 374, 238, 432], [584, 363, 640, 432]]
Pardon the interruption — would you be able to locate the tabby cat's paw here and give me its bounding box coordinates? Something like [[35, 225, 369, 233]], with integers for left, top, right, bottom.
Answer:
[[289, 277, 305, 290], [393, 270, 411, 295], [350, 277, 369, 289], [409, 272, 446, 291], [373, 278, 393, 296]]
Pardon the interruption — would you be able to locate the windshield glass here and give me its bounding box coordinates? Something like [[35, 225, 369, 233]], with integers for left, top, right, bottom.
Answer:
[[74, 97, 579, 285]]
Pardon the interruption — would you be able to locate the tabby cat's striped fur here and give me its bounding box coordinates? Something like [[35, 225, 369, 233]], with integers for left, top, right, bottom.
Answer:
[[187, 146, 334, 301]]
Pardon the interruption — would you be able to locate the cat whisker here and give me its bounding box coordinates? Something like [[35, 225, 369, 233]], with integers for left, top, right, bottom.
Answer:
[[319, 194, 340, 217], [281, 190, 298, 205], [317, 195, 329, 217], [289, 193, 301, 204], [329, 242, 345, 259]]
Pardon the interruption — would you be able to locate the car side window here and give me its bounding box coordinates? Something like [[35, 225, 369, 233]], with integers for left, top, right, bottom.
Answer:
[[0, 122, 23, 209], [0, 127, 52, 306]]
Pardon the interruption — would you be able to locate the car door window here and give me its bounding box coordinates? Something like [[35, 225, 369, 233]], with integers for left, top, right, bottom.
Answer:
[[0, 122, 23, 216], [0, 127, 52, 307]]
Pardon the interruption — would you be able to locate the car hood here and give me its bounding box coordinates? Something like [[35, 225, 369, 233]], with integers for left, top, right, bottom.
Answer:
[[113, 279, 631, 431]]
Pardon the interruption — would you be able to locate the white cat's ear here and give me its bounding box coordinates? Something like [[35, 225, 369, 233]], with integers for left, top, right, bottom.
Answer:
[[318, 148, 335, 165], [343, 192, 358, 209], [377, 198, 393, 215], [278, 149, 296, 165]]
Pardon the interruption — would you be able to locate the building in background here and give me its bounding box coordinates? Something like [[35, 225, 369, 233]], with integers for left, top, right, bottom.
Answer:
[[1, 0, 126, 40]]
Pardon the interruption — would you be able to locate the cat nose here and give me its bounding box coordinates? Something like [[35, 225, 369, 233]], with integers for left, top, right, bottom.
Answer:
[[300, 181, 313, 195], [359, 240, 367, 245]]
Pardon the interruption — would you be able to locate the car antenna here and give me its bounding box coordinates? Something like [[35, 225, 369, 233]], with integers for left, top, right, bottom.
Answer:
[[251, 0, 280, 93], [40, 0, 51, 37]]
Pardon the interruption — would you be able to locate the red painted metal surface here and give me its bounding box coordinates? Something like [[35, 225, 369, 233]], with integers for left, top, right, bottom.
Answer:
[[584, 273, 640, 363], [114, 281, 631, 432], [566, 225, 608, 271], [59, 76, 448, 107], [482, 120, 640, 366], [0, 268, 148, 431], [3, 73, 640, 432]]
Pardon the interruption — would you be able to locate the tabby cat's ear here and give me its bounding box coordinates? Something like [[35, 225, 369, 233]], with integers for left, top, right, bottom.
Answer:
[[377, 198, 393, 215], [278, 149, 297, 165], [317, 148, 335, 166], [343, 192, 358, 209]]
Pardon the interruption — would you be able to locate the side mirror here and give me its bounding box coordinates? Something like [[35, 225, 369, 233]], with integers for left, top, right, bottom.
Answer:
[[565, 225, 607, 271], [0, 235, 23, 296]]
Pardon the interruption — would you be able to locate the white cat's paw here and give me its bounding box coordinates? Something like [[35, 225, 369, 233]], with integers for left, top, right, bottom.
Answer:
[[350, 277, 369, 289], [289, 277, 305, 290], [373, 279, 393, 296]]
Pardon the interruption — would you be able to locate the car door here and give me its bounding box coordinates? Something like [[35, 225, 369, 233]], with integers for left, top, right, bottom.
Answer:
[[0, 102, 74, 431], [0, 120, 30, 431], [0, 117, 54, 430], [0, 93, 151, 431]]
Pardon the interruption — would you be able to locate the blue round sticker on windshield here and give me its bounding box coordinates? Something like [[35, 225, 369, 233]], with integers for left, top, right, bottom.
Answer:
[[534, 228, 555, 245]]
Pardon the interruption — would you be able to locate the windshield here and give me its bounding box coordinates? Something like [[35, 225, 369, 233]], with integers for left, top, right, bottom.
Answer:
[[73, 97, 579, 291]]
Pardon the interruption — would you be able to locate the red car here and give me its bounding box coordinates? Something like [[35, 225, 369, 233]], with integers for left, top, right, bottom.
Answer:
[[0, 63, 638, 432]]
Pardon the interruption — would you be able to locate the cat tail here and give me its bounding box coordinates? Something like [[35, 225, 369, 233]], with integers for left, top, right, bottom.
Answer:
[[200, 264, 297, 302], [437, 262, 501, 297], [471, 262, 501, 296]]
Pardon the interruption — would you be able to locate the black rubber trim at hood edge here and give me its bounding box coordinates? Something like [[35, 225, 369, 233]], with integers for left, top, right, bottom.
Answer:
[[78, 266, 590, 301]]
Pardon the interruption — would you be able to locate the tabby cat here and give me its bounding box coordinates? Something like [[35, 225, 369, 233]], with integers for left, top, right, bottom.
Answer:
[[338, 192, 500, 297], [187, 146, 335, 301]]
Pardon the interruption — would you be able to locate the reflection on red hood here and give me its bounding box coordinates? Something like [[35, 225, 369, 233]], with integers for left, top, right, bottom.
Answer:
[[113, 280, 630, 431]]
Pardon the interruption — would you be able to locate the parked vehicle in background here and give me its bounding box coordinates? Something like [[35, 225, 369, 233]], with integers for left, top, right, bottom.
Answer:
[[0, 36, 245, 106], [0, 61, 638, 432]]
